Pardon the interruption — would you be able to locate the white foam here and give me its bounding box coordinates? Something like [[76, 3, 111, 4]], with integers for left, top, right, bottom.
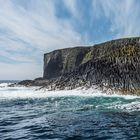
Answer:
[[0, 83, 139, 100], [108, 101, 140, 111], [0, 84, 139, 112], [0, 83, 11, 87]]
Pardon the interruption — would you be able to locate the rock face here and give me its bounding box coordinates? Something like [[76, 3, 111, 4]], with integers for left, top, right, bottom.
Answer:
[[43, 37, 140, 95], [43, 47, 91, 79]]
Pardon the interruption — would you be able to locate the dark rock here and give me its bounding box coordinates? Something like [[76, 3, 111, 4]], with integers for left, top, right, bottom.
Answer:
[[18, 80, 33, 86], [43, 47, 91, 79], [34, 77, 43, 81], [19, 37, 140, 95]]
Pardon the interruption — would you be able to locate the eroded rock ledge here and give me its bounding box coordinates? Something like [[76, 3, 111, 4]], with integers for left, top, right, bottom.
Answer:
[[18, 37, 140, 95]]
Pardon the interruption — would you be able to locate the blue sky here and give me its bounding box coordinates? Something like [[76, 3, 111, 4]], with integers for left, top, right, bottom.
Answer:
[[0, 0, 140, 80]]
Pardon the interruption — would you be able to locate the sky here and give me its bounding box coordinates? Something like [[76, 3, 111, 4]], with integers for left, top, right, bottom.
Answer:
[[0, 0, 140, 80]]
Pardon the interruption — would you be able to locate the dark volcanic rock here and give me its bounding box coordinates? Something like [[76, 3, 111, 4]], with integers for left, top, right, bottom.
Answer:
[[19, 37, 140, 95], [18, 80, 33, 86], [43, 47, 91, 79]]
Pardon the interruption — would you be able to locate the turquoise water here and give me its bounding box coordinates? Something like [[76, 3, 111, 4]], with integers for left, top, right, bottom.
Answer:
[[0, 83, 140, 140]]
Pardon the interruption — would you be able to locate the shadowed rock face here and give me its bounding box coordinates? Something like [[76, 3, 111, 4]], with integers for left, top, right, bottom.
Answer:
[[43, 47, 91, 79], [43, 37, 140, 95]]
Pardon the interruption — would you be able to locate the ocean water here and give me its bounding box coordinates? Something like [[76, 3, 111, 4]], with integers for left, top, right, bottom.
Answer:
[[0, 82, 140, 140]]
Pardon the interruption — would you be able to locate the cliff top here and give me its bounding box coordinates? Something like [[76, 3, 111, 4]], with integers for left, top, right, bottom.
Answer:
[[44, 37, 140, 56]]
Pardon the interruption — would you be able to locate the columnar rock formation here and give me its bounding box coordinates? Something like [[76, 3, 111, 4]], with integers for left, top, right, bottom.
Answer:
[[43, 47, 91, 79], [19, 37, 140, 95], [43, 37, 140, 94]]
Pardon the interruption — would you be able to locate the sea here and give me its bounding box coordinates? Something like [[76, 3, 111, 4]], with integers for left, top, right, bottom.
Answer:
[[0, 80, 140, 140]]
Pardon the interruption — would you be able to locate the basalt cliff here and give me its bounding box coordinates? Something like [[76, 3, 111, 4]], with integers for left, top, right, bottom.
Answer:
[[19, 37, 140, 95]]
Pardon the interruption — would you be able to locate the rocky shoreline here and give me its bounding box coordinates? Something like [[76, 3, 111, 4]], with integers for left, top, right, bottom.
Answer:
[[17, 37, 140, 95]]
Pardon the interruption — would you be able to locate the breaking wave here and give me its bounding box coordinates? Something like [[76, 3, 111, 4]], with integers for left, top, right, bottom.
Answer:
[[0, 83, 139, 112]]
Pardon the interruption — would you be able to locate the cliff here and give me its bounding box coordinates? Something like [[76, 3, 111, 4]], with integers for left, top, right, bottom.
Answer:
[[43, 37, 140, 95], [43, 47, 91, 79], [18, 37, 140, 95]]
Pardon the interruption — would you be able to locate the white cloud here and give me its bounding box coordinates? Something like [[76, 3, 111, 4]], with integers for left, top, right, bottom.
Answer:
[[63, 0, 80, 19], [92, 0, 140, 38], [0, 0, 83, 80], [0, 0, 83, 52]]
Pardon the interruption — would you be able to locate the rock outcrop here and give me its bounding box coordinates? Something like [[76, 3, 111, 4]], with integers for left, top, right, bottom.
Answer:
[[19, 37, 140, 95]]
